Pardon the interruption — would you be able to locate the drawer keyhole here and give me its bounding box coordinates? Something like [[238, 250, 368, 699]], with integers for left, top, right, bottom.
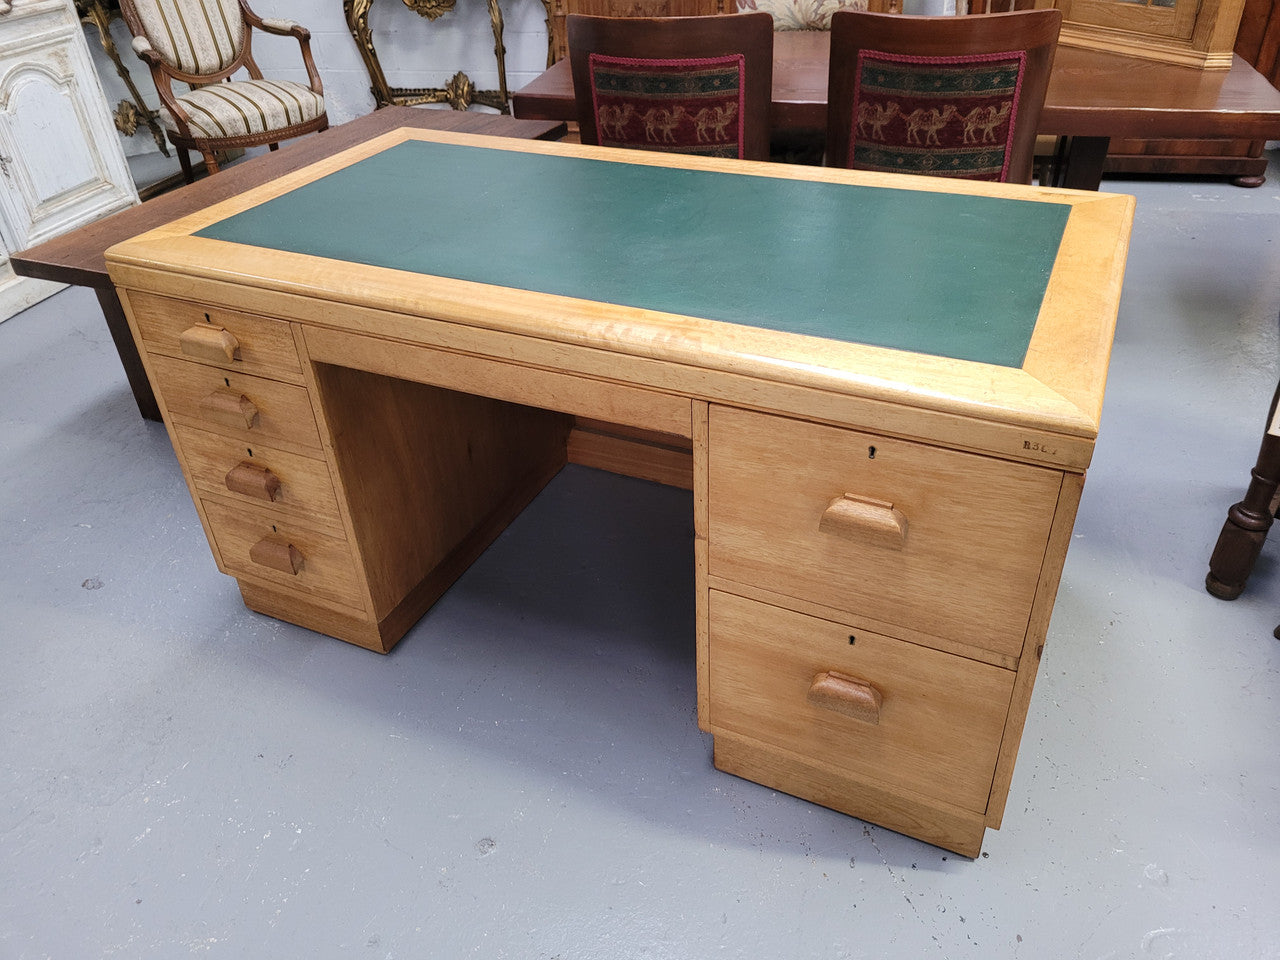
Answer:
[[868, 446, 876, 459]]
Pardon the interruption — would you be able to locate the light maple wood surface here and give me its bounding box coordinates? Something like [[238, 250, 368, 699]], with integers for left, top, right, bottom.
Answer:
[[106, 128, 1131, 858]]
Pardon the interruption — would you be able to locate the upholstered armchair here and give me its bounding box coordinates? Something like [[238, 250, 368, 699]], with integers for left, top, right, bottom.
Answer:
[[119, 0, 328, 182], [737, 0, 871, 32]]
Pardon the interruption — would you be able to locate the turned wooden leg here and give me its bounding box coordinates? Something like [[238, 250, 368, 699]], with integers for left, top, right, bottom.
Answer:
[[1206, 380, 1280, 599], [199, 148, 221, 176]]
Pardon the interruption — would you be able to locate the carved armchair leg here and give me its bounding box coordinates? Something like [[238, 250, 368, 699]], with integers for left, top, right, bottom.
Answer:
[[1206, 379, 1280, 600], [199, 148, 221, 177], [176, 144, 196, 183]]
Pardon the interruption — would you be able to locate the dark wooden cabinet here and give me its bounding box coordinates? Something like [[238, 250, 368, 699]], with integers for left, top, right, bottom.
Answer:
[[1104, 0, 1278, 183]]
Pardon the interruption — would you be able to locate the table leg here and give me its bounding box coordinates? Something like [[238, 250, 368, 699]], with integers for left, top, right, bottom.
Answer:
[[1206, 379, 1280, 600], [95, 286, 161, 422], [1054, 136, 1109, 191]]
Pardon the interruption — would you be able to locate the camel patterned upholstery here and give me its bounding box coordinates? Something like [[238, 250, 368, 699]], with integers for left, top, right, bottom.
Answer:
[[844, 50, 1027, 180], [825, 10, 1062, 184], [568, 12, 774, 161], [587, 54, 748, 158]]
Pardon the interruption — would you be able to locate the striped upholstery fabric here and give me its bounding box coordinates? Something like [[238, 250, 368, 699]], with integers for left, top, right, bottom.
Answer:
[[131, 0, 244, 74], [160, 80, 325, 139]]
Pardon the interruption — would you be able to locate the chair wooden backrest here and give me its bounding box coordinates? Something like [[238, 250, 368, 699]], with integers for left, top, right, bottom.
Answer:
[[568, 12, 775, 161], [119, 0, 327, 181], [826, 9, 1062, 183], [550, 0, 731, 64]]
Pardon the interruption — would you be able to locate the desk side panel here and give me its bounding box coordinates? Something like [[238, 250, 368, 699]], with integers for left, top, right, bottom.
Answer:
[[305, 356, 573, 634]]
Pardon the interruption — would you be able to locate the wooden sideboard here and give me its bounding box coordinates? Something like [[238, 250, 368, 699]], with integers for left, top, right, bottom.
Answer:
[[1104, 0, 1280, 183], [105, 129, 1132, 857]]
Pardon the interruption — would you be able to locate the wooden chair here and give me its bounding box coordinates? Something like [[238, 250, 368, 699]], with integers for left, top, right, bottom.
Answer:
[[549, 0, 731, 65], [119, 0, 328, 182], [568, 12, 775, 161], [825, 8, 1062, 183], [1206, 379, 1280, 634]]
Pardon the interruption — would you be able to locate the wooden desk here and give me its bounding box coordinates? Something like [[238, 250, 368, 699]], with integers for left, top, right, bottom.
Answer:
[[105, 129, 1131, 857], [511, 31, 1280, 189], [9, 108, 566, 422]]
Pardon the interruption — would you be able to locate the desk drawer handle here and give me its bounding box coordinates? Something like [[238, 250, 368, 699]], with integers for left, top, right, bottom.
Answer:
[[180, 324, 240, 362], [819, 494, 908, 549], [807, 671, 882, 725], [201, 389, 259, 430], [225, 461, 282, 502], [249, 538, 304, 575]]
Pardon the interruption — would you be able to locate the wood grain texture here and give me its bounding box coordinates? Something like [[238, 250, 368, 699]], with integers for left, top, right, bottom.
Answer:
[[131, 291, 303, 379], [106, 128, 1128, 470], [707, 405, 1061, 658], [173, 424, 342, 532], [148, 355, 321, 451], [566, 425, 694, 489], [308, 363, 571, 623], [303, 324, 692, 439], [106, 132, 1129, 851], [713, 731, 989, 858], [203, 498, 365, 610], [109, 257, 1102, 470], [237, 579, 385, 652], [693, 400, 711, 732], [984, 470, 1084, 829], [807, 671, 883, 725], [519, 31, 1280, 141], [818, 494, 908, 550], [708, 590, 1015, 815]]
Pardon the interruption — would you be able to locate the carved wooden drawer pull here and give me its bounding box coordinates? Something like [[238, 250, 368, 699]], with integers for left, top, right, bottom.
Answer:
[[818, 494, 908, 549], [807, 670, 882, 724], [249, 538, 304, 575], [180, 324, 240, 362], [225, 461, 282, 502], [201, 389, 259, 430]]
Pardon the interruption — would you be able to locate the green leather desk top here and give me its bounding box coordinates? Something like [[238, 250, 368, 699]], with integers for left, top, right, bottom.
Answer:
[[195, 140, 1070, 368]]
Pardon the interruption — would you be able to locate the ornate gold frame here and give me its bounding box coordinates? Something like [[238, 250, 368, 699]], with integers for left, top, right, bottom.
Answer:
[[344, 0, 555, 111], [75, 0, 169, 155]]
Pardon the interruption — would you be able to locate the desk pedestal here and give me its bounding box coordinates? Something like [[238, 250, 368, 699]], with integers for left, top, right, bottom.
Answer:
[[113, 277, 1088, 858]]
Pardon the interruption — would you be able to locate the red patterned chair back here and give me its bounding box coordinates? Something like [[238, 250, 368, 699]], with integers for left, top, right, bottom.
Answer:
[[568, 13, 775, 161], [826, 9, 1061, 183]]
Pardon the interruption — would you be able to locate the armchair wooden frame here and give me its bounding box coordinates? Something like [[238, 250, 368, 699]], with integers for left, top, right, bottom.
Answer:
[[826, 8, 1062, 184], [119, 0, 328, 182]]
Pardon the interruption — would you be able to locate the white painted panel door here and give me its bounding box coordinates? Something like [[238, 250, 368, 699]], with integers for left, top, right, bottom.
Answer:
[[0, 0, 137, 319]]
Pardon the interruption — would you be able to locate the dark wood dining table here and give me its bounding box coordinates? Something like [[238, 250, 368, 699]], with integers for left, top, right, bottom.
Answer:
[[511, 30, 1280, 190], [9, 108, 566, 421]]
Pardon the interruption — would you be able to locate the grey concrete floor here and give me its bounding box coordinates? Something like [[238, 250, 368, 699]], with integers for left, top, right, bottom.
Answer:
[[3, 158, 1280, 960]]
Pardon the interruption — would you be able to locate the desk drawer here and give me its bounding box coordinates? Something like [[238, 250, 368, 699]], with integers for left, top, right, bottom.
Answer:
[[149, 354, 322, 451], [708, 590, 1014, 815], [707, 405, 1061, 658], [173, 424, 343, 532], [129, 291, 301, 378], [202, 499, 365, 611]]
